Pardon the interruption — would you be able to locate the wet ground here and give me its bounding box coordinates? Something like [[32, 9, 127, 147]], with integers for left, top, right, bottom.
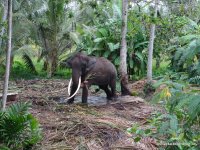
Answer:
[[50, 95, 144, 106]]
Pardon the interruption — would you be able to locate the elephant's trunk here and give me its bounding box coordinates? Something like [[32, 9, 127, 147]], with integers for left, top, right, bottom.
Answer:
[[66, 77, 81, 100]]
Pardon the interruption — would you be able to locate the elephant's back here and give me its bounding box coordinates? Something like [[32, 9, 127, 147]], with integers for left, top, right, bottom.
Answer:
[[87, 57, 117, 85], [95, 57, 117, 76]]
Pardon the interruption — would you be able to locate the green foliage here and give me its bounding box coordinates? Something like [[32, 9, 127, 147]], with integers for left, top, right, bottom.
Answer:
[[189, 76, 200, 85], [72, 3, 148, 80], [153, 80, 200, 148], [143, 81, 155, 95], [128, 76, 200, 149], [10, 60, 41, 80], [173, 38, 200, 70], [0, 102, 42, 150], [168, 17, 200, 84], [8, 57, 71, 80], [22, 53, 38, 74], [127, 123, 153, 143]]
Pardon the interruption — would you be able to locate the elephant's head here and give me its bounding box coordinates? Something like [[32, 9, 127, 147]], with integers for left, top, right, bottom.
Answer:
[[66, 52, 96, 99]]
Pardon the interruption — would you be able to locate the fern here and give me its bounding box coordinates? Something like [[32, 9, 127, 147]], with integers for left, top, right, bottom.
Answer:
[[178, 40, 200, 66], [178, 34, 200, 45], [0, 102, 41, 149], [22, 53, 38, 74], [6, 102, 31, 117], [169, 114, 178, 132], [189, 76, 200, 84], [173, 47, 185, 64], [172, 25, 200, 78], [187, 96, 200, 121], [192, 62, 200, 75]]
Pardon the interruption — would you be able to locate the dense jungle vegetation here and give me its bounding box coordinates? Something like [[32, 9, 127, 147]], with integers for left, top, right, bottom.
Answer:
[[0, 0, 200, 149]]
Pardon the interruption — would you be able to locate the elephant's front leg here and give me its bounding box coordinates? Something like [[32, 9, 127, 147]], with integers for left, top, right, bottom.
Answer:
[[82, 85, 88, 103], [81, 80, 90, 103], [67, 84, 77, 104]]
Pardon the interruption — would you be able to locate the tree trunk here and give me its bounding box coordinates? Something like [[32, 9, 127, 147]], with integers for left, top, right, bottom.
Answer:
[[0, 0, 8, 48], [47, 48, 58, 78], [51, 55, 57, 76], [2, 0, 12, 111], [147, 0, 158, 82], [119, 0, 131, 95]]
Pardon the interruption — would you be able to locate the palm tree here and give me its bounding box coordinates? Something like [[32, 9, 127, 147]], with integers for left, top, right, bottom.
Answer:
[[29, 0, 79, 77], [2, 0, 12, 110], [9, 0, 72, 77], [0, 0, 8, 49], [0, 1, 8, 67]]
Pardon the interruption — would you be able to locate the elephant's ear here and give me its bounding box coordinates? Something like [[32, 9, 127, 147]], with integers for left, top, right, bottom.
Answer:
[[86, 57, 96, 72]]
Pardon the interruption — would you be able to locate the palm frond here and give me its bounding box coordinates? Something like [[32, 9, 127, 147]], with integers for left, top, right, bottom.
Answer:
[[22, 53, 37, 74], [0, 102, 41, 149], [178, 34, 200, 45], [178, 40, 200, 66], [189, 76, 200, 84], [188, 95, 200, 121], [6, 102, 31, 117]]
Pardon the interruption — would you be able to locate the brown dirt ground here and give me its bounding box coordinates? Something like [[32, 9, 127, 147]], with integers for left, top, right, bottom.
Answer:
[[3, 79, 159, 150]]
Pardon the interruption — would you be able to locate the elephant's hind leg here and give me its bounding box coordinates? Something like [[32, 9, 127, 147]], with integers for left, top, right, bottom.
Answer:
[[109, 79, 116, 98], [99, 85, 112, 100]]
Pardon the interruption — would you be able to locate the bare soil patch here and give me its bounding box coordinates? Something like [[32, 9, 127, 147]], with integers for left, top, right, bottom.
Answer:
[[2, 79, 158, 150]]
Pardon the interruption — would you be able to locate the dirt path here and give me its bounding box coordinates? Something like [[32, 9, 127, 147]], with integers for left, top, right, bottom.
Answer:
[[10, 79, 157, 150]]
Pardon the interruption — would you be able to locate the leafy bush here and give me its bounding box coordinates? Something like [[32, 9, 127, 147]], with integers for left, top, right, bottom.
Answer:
[[0, 102, 42, 150], [128, 78, 200, 149], [169, 18, 200, 84]]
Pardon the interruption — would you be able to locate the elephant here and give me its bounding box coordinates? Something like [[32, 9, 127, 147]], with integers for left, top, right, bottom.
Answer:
[[65, 52, 117, 104]]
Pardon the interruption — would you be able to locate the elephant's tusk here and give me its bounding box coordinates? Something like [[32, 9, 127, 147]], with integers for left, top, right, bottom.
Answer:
[[68, 78, 72, 95], [66, 77, 81, 100]]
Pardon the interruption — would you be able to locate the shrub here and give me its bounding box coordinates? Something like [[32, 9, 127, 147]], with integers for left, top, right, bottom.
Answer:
[[0, 102, 42, 150], [128, 78, 200, 149]]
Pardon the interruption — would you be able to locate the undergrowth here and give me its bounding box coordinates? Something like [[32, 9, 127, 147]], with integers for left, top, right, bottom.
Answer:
[[128, 75, 200, 150], [0, 102, 42, 150], [0, 57, 71, 80]]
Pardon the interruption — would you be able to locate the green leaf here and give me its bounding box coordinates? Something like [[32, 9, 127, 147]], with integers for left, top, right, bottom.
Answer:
[[98, 28, 108, 37], [158, 121, 169, 134], [134, 137, 141, 142], [144, 129, 151, 135], [135, 52, 145, 72], [134, 41, 148, 49], [188, 96, 200, 120], [135, 129, 144, 135], [113, 43, 120, 50], [22, 53, 38, 74], [129, 59, 134, 69], [107, 43, 120, 52], [108, 43, 114, 51], [170, 115, 178, 132], [127, 124, 139, 133], [94, 38, 104, 43], [70, 32, 80, 44], [114, 57, 120, 65], [103, 51, 111, 58]]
